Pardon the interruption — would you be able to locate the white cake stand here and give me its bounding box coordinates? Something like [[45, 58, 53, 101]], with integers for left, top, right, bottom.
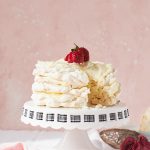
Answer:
[[21, 101, 130, 150]]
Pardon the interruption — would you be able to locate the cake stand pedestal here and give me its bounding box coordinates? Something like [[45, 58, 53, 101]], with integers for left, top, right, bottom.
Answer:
[[21, 101, 130, 150], [53, 129, 99, 150]]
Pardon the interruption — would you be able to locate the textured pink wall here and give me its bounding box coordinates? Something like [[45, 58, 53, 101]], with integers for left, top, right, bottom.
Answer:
[[0, 0, 150, 130]]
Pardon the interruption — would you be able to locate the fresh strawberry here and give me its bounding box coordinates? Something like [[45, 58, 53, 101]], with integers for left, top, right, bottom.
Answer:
[[67, 51, 84, 63], [78, 47, 89, 62], [71, 50, 84, 63], [64, 44, 89, 63], [67, 52, 73, 63], [65, 53, 70, 61]]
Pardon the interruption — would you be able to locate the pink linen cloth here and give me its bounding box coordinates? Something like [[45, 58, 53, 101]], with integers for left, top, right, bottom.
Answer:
[[0, 143, 24, 150]]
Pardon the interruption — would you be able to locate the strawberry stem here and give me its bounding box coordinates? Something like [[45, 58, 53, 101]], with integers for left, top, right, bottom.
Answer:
[[71, 43, 79, 52], [74, 43, 79, 49]]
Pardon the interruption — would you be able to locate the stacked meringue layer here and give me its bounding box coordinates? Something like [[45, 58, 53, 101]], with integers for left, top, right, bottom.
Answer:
[[32, 60, 90, 107], [31, 59, 121, 107]]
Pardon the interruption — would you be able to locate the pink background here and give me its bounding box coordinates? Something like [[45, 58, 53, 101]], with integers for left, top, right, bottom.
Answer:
[[0, 0, 150, 130]]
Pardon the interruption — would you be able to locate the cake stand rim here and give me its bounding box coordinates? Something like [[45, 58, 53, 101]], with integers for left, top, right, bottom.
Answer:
[[21, 101, 130, 130]]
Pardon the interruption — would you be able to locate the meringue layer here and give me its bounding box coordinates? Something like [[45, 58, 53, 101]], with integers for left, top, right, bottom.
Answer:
[[31, 59, 121, 107]]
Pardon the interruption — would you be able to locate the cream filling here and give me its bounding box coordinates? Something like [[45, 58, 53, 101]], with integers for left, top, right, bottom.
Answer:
[[31, 87, 90, 107], [32, 82, 71, 93]]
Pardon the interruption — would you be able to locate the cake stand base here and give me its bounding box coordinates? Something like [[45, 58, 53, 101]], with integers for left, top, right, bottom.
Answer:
[[53, 129, 100, 150], [21, 101, 130, 149]]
